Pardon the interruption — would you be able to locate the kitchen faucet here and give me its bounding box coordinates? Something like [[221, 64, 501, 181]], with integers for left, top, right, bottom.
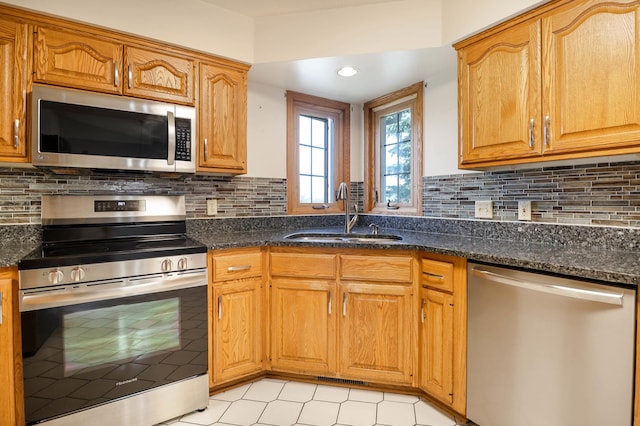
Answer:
[[336, 182, 358, 233]]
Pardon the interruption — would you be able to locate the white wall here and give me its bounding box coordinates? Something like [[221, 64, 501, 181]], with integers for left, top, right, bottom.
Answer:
[[442, 0, 549, 44], [1, 0, 254, 63], [253, 0, 442, 63]]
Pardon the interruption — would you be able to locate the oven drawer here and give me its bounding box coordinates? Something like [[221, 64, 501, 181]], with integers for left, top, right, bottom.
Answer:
[[211, 248, 263, 282]]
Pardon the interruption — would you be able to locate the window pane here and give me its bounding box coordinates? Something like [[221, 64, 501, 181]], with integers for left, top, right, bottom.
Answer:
[[399, 109, 411, 142], [399, 141, 411, 173], [385, 144, 398, 174], [311, 118, 326, 148], [311, 146, 325, 176], [299, 116, 311, 145], [384, 175, 398, 203], [311, 176, 326, 203], [299, 145, 311, 175], [398, 174, 411, 204], [299, 175, 311, 203]]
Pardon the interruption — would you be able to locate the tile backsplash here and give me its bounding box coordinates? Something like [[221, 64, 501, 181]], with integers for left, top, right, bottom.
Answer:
[[2, 161, 640, 228]]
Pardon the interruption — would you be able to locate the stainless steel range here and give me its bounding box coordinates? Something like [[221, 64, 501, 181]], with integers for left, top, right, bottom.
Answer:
[[18, 195, 209, 426]]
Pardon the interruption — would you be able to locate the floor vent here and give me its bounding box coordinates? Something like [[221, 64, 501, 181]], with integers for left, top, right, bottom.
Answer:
[[316, 376, 368, 387]]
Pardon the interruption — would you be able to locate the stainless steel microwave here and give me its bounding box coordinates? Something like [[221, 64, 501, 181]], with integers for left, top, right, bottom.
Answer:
[[31, 84, 196, 173]]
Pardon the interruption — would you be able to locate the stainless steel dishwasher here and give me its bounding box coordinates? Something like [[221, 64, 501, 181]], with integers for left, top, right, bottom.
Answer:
[[467, 262, 636, 426]]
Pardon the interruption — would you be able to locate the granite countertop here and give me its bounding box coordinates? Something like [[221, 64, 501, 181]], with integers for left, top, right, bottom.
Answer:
[[3, 224, 638, 286], [192, 226, 640, 286]]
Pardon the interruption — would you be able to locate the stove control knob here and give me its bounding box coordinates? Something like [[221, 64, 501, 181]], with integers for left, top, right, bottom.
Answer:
[[70, 267, 85, 282], [49, 269, 64, 284], [177, 257, 188, 270], [161, 259, 172, 272]]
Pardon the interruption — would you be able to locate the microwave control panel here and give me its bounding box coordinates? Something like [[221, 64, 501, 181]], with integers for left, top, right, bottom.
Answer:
[[175, 118, 192, 161]]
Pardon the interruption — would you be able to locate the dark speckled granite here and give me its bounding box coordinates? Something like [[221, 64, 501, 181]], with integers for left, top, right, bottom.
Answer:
[[0, 225, 41, 268], [188, 216, 640, 286], [4, 217, 640, 287]]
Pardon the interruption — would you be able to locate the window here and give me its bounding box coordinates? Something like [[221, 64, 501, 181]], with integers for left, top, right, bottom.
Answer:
[[287, 91, 350, 214], [364, 82, 423, 215]]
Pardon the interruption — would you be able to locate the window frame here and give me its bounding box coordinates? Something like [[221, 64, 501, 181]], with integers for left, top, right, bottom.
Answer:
[[364, 82, 423, 215], [286, 91, 350, 215]]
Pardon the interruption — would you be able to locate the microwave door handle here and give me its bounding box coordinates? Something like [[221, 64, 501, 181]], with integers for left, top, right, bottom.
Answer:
[[167, 111, 176, 166]]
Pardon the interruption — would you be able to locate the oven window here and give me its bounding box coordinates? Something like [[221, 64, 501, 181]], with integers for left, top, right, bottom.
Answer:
[[21, 286, 207, 425], [63, 298, 181, 377], [39, 101, 168, 159]]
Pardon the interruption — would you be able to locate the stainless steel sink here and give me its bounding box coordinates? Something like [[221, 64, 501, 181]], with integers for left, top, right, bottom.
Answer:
[[283, 232, 403, 243]]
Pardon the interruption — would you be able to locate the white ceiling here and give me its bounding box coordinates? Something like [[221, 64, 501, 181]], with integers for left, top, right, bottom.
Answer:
[[199, 0, 404, 17], [200, 0, 454, 104]]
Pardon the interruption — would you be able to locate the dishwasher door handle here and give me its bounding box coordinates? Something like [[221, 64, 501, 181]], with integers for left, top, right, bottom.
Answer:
[[471, 267, 624, 306]]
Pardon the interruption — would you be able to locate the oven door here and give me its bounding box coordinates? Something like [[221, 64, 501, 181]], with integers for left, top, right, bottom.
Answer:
[[19, 270, 208, 425]]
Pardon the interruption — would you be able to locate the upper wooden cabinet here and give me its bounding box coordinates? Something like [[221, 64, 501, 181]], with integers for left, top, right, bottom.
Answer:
[[34, 26, 195, 105], [198, 62, 248, 174], [124, 46, 194, 105], [456, 0, 640, 168], [0, 18, 30, 162]]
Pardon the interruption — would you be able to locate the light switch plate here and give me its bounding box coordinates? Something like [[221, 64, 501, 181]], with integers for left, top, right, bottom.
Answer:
[[475, 200, 493, 219], [207, 199, 218, 215], [518, 200, 532, 221]]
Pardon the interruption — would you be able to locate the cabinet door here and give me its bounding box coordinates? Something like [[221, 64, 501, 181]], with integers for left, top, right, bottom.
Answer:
[[34, 26, 123, 93], [270, 278, 337, 375], [339, 283, 412, 384], [124, 46, 194, 105], [0, 277, 23, 425], [543, 1, 640, 154], [458, 20, 542, 165], [212, 278, 262, 385], [198, 62, 247, 174], [0, 19, 28, 161], [419, 287, 454, 405]]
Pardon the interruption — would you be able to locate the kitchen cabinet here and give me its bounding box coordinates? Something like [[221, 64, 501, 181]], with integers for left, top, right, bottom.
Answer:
[[34, 26, 195, 105], [198, 62, 249, 174], [209, 248, 264, 387], [0, 268, 24, 426], [456, 0, 640, 168], [418, 254, 467, 415], [269, 250, 337, 375], [338, 254, 414, 385], [0, 17, 30, 162], [269, 249, 414, 386]]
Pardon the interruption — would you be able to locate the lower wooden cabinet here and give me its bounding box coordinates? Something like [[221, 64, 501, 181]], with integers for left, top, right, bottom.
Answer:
[[418, 253, 467, 415], [0, 268, 24, 426], [270, 278, 336, 375], [209, 246, 467, 416], [339, 282, 413, 384], [209, 248, 264, 387]]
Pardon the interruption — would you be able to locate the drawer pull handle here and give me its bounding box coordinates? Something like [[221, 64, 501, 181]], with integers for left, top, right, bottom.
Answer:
[[114, 62, 119, 86], [328, 291, 332, 315], [204, 138, 208, 161], [421, 297, 426, 323], [342, 292, 347, 317], [128, 64, 133, 89], [227, 265, 251, 272], [423, 271, 445, 280], [13, 119, 19, 148], [217, 296, 222, 319]]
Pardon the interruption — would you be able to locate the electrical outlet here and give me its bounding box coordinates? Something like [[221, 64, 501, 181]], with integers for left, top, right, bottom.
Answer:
[[475, 200, 493, 219], [207, 199, 218, 215], [518, 200, 532, 221]]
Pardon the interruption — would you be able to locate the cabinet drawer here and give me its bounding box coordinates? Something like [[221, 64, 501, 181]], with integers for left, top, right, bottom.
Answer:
[[340, 255, 412, 283], [212, 251, 262, 282], [270, 253, 336, 279], [421, 258, 454, 292]]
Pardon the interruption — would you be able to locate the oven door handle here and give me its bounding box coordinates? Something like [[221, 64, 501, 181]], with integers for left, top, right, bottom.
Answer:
[[19, 269, 207, 312]]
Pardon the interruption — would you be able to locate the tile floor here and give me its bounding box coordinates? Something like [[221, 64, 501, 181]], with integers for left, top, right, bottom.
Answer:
[[159, 378, 464, 426]]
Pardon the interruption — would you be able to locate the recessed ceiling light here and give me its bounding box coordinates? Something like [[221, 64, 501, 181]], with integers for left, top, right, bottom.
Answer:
[[337, 66, 358, 77]]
